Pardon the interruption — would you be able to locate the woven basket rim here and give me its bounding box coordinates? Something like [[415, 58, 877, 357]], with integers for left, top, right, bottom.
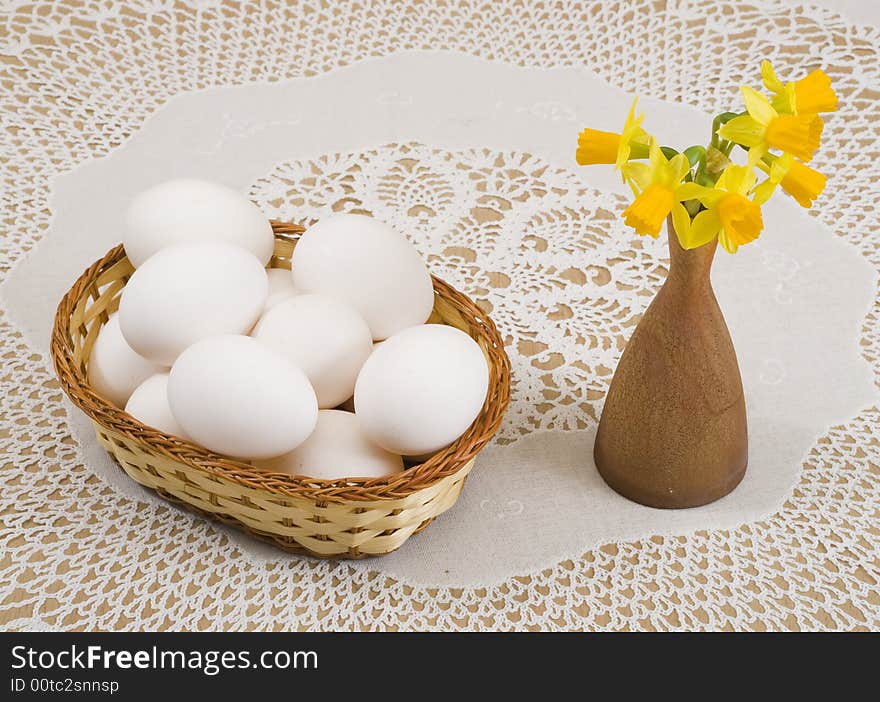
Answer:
[[51, 219, 511, 503]]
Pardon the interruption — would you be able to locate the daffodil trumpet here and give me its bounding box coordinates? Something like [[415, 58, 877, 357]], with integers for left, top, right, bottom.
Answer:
[[574, 61, 834, 253], [576, 98, 650, 171]]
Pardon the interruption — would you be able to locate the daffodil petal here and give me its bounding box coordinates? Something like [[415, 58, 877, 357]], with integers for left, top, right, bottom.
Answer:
[[648, 140, 665, 171], [749, 144, 769, 165], [741, 165, 758, 194], [616, 99, 650, 169], [696, 188, 726, 208], [724, 165, 748, 195], [770, 83, 796, 115], [671, 202, 692, 248], [668, 153, 691, 183], [746, 146, 766, 168], [625, 97, 641, 127], [718, 115, 765, 148], [675, 182, 711, 201], [752, 178, 777, 205], [760, 60, 785, 94], [685, 209, 721, 249], [718, 229, 739, 254], [621, 162, 651, 191], [741, 85, 777, 125]]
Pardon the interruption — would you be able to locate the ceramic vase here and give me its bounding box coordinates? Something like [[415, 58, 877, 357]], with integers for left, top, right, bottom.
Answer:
[[594, 218, 748, 508]]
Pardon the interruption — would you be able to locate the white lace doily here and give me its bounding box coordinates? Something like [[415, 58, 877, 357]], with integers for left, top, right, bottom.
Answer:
[[1, 1, 879, 631]]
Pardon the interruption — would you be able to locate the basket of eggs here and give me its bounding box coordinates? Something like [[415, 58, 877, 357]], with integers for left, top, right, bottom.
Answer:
[[51, 180, 510, 558]]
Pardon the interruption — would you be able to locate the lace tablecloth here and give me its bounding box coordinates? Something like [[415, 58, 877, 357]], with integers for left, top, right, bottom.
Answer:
[[1, 0, 879, 632]]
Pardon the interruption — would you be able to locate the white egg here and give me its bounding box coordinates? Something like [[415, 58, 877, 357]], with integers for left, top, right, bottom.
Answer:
[[291, 214, 434, 340], [168, 335, 318, 459], [264, 267, 299, 310], [88, 312, 165, 408], [355, 324, 489, 455], [118, 242, 268, 365], [255, 410, 403, 480], [253, 294, 373, 408], [123, 179, 274, 267], [125, 372, 189, 440]]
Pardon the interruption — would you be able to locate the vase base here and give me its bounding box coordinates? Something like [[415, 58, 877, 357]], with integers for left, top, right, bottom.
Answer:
[[594, 453, 748, 509]]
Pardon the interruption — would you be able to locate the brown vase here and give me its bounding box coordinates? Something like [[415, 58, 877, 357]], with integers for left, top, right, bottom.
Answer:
[[594, 218, 748, 508]]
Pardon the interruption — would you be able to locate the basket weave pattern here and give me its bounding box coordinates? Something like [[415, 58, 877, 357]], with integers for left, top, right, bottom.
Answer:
[[51, 221, 510, 558]]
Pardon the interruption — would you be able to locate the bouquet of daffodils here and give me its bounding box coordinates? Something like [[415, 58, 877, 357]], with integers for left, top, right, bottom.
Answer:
[[576, 62, 837, 253]]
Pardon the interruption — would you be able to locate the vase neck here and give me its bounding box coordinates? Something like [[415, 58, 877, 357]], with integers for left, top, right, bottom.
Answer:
[[665, 217, 717, 287]]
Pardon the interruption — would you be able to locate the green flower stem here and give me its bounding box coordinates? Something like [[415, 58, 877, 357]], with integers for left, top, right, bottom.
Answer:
[[683, 145, 706, 167], [684, 199, 702, 217]]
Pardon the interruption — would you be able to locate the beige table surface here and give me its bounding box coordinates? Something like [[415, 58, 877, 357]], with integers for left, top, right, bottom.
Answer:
[[1, 0, 879, 631]]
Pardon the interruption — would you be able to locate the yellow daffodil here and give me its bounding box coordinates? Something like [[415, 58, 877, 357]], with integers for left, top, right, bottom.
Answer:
[[761, 60, 838, 115], [718, 86, 823, 162], [765, 153, 827, 208], [576, 98, 649, 168], [573, 60, 835, 254], [676, 165, 769, 253], [620, 141, 701, 238]]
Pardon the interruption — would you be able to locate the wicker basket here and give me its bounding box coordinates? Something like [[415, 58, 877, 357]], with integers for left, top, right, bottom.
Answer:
[[51, 220, 510, 558]]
